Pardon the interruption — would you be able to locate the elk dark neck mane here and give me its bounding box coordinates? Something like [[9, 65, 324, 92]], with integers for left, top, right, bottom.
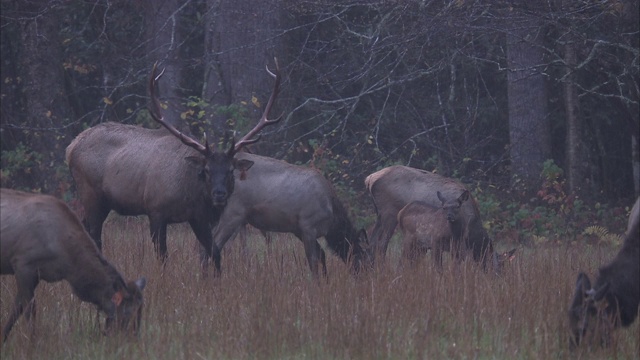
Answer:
[[325, 194, 362, 262], [594, 217, 640, 327]]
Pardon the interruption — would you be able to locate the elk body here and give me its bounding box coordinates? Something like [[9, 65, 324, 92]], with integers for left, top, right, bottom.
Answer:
[[366, 165, 514, 272], [569, 196, 640, 349], [397, 191, 469, 270], [211, 152, 369, 278], [0, 188, 146, 343], [66, 63, 280, 267]]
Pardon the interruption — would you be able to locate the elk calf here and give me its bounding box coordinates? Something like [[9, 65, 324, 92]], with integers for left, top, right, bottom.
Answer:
[[0, 189, 146, 343], [569, 196, 640, 349], [397, 191, 468, 270], [366, 165, 516, 273]]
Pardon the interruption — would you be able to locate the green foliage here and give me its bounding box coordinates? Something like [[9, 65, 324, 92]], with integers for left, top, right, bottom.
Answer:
[[215, 103, 250, 132], [473, 161, 629, 244], [182, 96, 252, 144], [0, 142, 42, 191], [582, 226, 623, 246]]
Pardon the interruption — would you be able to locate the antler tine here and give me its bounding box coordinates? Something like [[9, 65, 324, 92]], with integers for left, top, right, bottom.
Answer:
[[234, 58, 282, 153], [148, 63, 209, 155]]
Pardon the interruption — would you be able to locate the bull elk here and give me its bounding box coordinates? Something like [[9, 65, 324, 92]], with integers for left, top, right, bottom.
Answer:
[[397, 191, 469, 270], [365, 165, 515, 273], [210, 154, 369, 278], [569, 196, 640, 349], [65, 60, 281, 267], [0, 189, 146, 343]]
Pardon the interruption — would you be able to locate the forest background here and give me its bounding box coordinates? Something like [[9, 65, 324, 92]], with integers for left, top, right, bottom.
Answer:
[[1, 0, 639, 241]]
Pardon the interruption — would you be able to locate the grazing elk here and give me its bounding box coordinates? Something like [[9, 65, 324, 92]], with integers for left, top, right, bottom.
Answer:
[[366, 165, 515, 272], [210, 153, 369, 278], [569, 196, 640, 349], [0, 189, 146, 343], [66, 61, 281, 267], [397, 191, 469, 271]]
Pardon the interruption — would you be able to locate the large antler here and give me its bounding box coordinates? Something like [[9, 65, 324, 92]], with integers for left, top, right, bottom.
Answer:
[[233, 58, 282, 154], [148, 63, 211, 156]]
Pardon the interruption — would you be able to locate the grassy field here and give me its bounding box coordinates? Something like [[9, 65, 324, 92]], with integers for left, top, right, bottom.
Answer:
[[1, 216, 638, 359]]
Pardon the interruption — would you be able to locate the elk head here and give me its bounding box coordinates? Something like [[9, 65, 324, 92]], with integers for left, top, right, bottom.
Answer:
[[437, 190, 469, 223], [105, 277, 147, 335], [148, 60, 281, 206], [569, 272, 614, 349]]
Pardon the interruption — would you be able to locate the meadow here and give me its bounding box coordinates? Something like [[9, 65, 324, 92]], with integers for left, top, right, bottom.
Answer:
[[1, 215, 638, 360]]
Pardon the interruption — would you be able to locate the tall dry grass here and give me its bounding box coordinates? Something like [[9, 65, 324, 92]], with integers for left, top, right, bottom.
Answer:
[[1, 216, 638, 359]]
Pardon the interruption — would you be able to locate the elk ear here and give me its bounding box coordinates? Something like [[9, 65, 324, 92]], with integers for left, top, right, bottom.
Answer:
[[234, 159, 254, 180], [572, 272, 592, 306], [134, 277, 147, 291], [185, 155, 206, 168], [571, 273, 590, 308], [234, 159, 254, 171], [592, 282, 610, 302], [357, 228, 369, 244], [502, 248, 517, 262], [458, 190, 470, 203], [576, 272, 592, 292], [112, 291, 124, 307]]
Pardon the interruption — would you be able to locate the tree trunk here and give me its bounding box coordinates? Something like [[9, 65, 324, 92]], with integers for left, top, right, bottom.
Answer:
[[633, 134, 639, 197], [563, 39, 587, 197], [202, 0, 282, 143], [506, 15, 551, 196], [144, 0, 188, 133]]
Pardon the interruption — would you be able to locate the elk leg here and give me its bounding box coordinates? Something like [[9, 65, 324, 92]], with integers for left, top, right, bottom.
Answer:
[[189, 218, 219, 273], [3, 272, 38, 343], [211, 217, 246, 274], [235, 225, 250, 259], [301, 235, 326, 278], [401, 236, 421, 268], [149, 218, 168, 262], [84, 205, 110, 250], [433, 241, 444, 273], [371, 216, 398, 262]]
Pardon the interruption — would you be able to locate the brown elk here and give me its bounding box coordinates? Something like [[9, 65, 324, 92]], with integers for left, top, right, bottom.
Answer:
[[65, 61, 281, 267], [397, 191, 469, 270], [569, 196, 640, 349], [210, 153, 369, 278], [365, 165, 515, 272], [0, 188, 146, 343]]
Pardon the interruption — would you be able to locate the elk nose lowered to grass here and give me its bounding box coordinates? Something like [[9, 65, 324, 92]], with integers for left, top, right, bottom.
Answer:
[[569, 196, 640, 349], [0, 188, 146, 343]]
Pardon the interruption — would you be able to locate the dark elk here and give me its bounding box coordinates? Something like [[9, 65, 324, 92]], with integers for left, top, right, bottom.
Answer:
[[210, 153, 369, 278], [0, 189, 146, 343], [569, 196, 640, 349], [397, 190, 470, 271], [365, 165, 515, 272], [65, 61, 281, 267]]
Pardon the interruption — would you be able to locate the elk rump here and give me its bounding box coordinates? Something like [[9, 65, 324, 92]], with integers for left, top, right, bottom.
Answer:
[[0, 188, 146, 343]]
